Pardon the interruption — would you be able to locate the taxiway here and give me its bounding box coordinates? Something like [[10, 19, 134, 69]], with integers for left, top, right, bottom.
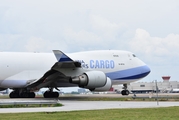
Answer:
[[0, 100, 179, 113]]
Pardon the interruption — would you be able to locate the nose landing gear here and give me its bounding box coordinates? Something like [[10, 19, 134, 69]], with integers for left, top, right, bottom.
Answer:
[[121, 89, 129, 95], [121, 84, 130, 95]]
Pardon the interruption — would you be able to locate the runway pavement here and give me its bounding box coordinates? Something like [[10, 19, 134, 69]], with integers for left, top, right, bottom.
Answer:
[[0, 100, 179, 113]]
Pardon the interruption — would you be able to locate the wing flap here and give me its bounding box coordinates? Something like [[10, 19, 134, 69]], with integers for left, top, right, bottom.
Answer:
[[26, 69, 68, 91]]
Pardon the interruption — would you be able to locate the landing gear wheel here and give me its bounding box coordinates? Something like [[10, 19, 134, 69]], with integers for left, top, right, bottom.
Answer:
[[9, 91, 35, 98], [29, 92, 36, 98], [121, 84, 129, 96], [20, 92, 28, 98], [52, 92, 59, 98], [20, 92, 36, 98], [121, 90, 129, 95], [43, 91, 59, 98], [44, 91, 50, 98], [9, 91, 19, 98]]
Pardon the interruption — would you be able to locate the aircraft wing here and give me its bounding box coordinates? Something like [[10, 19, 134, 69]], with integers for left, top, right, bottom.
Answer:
[[26, 50, 81, 91]]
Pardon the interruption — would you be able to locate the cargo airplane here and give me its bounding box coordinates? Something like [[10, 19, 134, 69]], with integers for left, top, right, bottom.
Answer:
[[0, 50, 150, 98]]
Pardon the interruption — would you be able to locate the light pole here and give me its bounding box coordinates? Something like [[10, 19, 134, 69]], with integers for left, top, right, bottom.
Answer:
[[155, 80, 159, 105]]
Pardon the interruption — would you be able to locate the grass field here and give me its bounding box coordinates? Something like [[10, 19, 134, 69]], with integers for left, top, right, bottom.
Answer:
[[0, 107, 179, 120], [0, 103, 62, 108]]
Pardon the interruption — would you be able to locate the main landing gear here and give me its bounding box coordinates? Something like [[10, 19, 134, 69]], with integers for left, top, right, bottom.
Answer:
[[9, 90, 35, 98], [43, 88, 59, 98], [121, 84, 130, 95], [9, 88, 59, 98]]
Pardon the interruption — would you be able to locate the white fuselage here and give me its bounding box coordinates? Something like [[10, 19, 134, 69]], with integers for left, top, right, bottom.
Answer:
[[0, 50, 150, 89]]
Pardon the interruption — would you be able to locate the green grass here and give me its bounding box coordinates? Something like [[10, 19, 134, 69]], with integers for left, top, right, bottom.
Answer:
[[0, 107, 179, 120], [0, 103, 62, 108], [59, 96, 179, 101]]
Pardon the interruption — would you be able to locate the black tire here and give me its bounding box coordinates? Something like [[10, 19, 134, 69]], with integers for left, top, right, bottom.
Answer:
[[44, 91, 50, 98], [43, 91, 59, 98], [125, 90, 129, 95], [29, 92, 36, 98], [53, 92, 59, 98], [9, 91, 19, 98], [121, 90, 129, 95], [121, 90, 125, 95]]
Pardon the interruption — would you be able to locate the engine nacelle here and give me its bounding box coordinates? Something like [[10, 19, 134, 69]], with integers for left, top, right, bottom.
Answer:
[[70, 71, 107, 88], [90, 77, 112, 92]]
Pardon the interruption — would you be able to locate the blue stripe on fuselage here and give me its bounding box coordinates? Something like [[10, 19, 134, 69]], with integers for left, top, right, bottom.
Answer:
[[106, 65, 150, 80]]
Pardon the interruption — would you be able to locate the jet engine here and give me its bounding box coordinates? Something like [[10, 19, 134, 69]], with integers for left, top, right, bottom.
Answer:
[[90, 77, 112, 92], [70, 71, 107, 88]]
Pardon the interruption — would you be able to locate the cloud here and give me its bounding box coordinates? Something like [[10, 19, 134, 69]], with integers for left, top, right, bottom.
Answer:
[[0, 34, 24, 51], [25, 37, 46, 52], [90, 15, 119, 32], [129, 28, 179, 65], [24, 37, 68, 52], [63, 28, 102, 51], [63, 15, 128, 51], [1, 0, 179, 81], [89, 14, 127, 40], [64, 28, 101, 45]]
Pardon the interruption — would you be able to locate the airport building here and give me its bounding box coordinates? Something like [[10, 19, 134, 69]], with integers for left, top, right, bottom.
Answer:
[[113, 76, 179, 93], [78, 88, 86, 94]]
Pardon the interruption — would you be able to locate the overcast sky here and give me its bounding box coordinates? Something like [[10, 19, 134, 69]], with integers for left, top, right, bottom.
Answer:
[[0, 0, 179, 83]]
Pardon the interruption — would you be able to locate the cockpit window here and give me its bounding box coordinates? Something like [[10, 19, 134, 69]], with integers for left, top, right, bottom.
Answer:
[[132, 54, 136, 57]]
